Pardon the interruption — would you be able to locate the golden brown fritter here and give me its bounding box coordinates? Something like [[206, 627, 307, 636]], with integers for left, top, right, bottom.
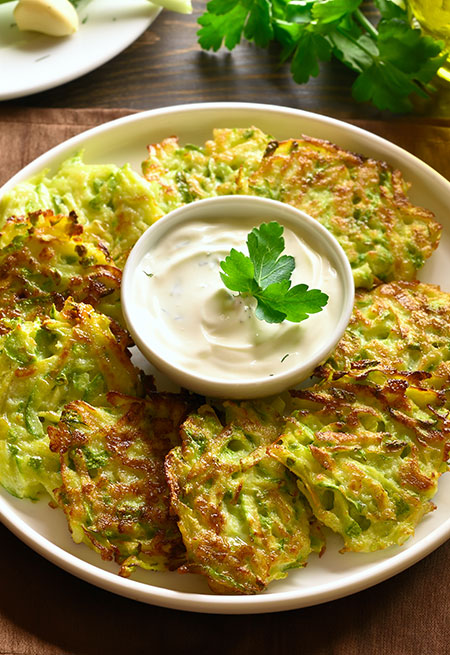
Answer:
[[0, 154, 164, 267], [141, 127, 272, 211], [269, 369, 450, 552], [142, 128, 441, 290], [165, 398, 324, 594], [49, 391, 194, 576], [317, 281, 450, 381], [0, 209, 123, 325], [241, 136, 441, 288], [1, 130, 439, 287], [0, 299, 142, 500]]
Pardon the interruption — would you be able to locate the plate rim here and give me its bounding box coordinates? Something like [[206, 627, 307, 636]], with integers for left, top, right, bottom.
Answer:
[[1, 490, 449, 614], [0, 0, 162, 101], [0, 101, 449, 614]]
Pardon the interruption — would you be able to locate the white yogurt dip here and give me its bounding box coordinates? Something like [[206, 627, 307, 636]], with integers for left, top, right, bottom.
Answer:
[[130, 217, 343, 382]]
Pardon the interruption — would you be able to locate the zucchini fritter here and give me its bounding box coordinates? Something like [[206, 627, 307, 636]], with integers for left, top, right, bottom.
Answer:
[[1, 130, 439, 286], [0, 209, 123, 325], [49, 392, 192, 576], [318, 281, 450, 380], [269, 370, 450, 552], [141, 127, 272, 211], [241, 136, 440, 288], [165, 399, 324, 594], [142, 128, 440, 290], [0, 299, 142, 500], [0, 154, 163, 267]]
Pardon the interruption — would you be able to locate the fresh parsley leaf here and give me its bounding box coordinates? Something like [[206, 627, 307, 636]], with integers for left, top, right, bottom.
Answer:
[[197, 0, 447, 113], [311, 0, 362, 24], [352, 18, 446, 112], [285, 0, 315, 24], [273, 19, 303, 62], [352, 61, 418, 113], [376, 18, 445, 80], [219, 222, 328, 324], [198, 0, 273, 51], [291, 29, 332, 83], [247, 221, 295, 287], [254, 294, 288, 323], [206, 0, 240, 12], [244, 0, 273, 46], [219, 248, 257, 293], [330, 31, 378, 73], [258, 281, 329, 322], [197, 3, 248, 51], [375, 0, 406, 20]]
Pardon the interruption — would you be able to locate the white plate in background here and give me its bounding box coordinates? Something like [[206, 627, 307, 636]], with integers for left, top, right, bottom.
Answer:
[[0, 103, 449, 614], [0, 0, 161, 100]]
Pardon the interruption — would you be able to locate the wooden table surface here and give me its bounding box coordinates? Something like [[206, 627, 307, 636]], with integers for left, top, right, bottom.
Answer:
[[9, 0, 450, 118], [1, 2, 450, 654]]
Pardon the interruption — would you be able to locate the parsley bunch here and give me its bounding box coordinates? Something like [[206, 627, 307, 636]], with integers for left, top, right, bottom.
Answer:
[[219, 221, 328, 323], [197, 0, 447, 113]]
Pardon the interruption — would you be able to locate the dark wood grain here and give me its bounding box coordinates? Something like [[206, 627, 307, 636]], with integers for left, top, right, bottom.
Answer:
[[7, 0, 450, 118]]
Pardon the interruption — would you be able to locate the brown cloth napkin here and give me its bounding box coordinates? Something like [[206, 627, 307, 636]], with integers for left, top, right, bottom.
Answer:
[[0, 106, 449, 655], [0, 107, 137, 187]]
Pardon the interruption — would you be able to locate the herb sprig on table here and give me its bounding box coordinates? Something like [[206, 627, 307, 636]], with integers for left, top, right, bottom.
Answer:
[[220, 221, 329, 324], [197, 0, 447, 113]]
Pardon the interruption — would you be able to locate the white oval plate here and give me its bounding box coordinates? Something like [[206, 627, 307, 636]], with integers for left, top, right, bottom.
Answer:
[[0, 103, 449, 614], [0, 0, 161, 100]]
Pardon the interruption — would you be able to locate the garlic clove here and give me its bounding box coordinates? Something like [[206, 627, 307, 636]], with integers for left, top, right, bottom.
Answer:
[[14, 0, 79, 37]]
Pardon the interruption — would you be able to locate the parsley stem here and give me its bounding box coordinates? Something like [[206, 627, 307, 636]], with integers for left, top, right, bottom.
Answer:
[[354, 8, 378, 40]]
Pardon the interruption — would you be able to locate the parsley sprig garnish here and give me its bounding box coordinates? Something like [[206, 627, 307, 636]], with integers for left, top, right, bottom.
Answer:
[[197, 0, 447, 113], [219, 221, 328, 324]]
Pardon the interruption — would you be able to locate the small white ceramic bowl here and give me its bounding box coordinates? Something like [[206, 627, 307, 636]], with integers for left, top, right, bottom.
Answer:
[[122, 196, 354, 399]]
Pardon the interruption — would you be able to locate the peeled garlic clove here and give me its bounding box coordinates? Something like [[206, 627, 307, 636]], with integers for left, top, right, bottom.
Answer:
[[14, 0, 79, 37]]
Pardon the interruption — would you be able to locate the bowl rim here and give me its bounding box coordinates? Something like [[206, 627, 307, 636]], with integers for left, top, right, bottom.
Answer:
[[122, 195, 355, 398]]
